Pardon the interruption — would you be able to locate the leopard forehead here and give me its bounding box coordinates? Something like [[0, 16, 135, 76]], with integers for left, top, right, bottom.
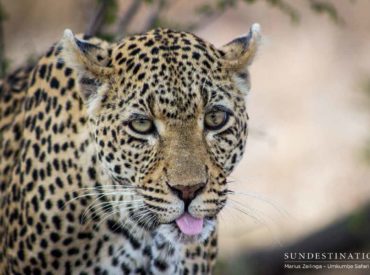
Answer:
[[105, 29, 238, 120], [112, 28, 224, 77]]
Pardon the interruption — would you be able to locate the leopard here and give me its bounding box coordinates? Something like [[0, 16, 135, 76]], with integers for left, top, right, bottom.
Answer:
[[0, 23, 261, 274]]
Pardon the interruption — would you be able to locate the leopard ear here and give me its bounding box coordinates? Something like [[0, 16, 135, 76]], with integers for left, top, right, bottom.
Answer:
[[62, 29, 114, 114], [221, 23, 261, 94]]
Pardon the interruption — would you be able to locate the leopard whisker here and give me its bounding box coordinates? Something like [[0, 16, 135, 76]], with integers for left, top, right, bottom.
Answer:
[[228, 197, 277, 224], [227, 189, 290, 218], [112, 209, 153, 258], [226, 200, 282, 246], [82, 199, 144, 223], [62, 192, 104, 209], [96, 202, 146, 229], [64, 190, 137, 213], [77, 185, 139, 191]]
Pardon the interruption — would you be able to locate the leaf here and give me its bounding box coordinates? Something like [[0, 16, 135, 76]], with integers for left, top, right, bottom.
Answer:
[[104, 0, 118, 25], [266, 0, 300, 23], [309, 0, 344, 24], [196, 4, 216, 16], [0, 1, 8, 21], [0, 58, 10, 78], [96, 32, 115, 42], [216, 0, 237, 10]]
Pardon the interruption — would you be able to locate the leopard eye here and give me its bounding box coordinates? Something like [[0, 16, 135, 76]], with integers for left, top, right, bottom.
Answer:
[[129, 119, 155, 134], [204, 110, 229, 131]]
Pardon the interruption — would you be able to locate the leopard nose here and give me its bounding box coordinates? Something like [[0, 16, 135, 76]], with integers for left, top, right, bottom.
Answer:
[[169, 182, 206, 202]]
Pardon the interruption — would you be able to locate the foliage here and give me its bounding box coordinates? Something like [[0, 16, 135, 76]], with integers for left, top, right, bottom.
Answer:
[[99, 0, 118, 25], [347, 206, 370, 233], [0, 0, 8, 78], [0, 3, 6, 21], [197, 0, 344, 24], [309, 0, 344, 24], [92, 0, 345, 40], [0, 0, 347, 76]]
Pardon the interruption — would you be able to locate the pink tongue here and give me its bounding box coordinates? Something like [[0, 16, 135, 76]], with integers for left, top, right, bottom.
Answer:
[[175, 213, 204, 236]]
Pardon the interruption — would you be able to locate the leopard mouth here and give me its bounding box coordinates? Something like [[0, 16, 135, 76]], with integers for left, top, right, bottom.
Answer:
[[174, 212, 204, 236], [169, 214, 216, 238]]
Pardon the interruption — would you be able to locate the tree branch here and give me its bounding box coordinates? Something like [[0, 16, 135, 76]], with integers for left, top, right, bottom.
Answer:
[[116, 0, 142, 39], [85, 0, 111, 37], [0, 0, 6, 77], [0, 20, 4, 78], [141, 0, 166, 32]]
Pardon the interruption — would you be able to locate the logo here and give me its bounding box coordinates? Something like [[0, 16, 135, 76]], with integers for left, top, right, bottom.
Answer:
[[283, 252, 370, 271]]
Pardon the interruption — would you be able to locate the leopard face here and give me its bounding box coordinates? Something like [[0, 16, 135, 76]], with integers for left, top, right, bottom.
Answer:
[[63, 26, 261, 243]]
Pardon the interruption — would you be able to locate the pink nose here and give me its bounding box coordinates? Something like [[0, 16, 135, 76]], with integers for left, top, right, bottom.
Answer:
[[169, 182, 206, 202]]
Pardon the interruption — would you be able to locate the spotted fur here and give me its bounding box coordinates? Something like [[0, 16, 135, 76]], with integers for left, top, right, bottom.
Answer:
[[0, 25, 261, 274]]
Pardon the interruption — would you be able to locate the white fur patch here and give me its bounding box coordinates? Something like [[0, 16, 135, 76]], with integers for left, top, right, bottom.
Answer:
[[251, 23, 261, 36], [86, 83, 108, 116], [61, 29, 84, 72], [233, 73, 250, 95]]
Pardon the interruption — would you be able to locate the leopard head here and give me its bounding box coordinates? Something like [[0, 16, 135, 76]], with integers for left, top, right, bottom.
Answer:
[[62, 25, 261, 243]]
